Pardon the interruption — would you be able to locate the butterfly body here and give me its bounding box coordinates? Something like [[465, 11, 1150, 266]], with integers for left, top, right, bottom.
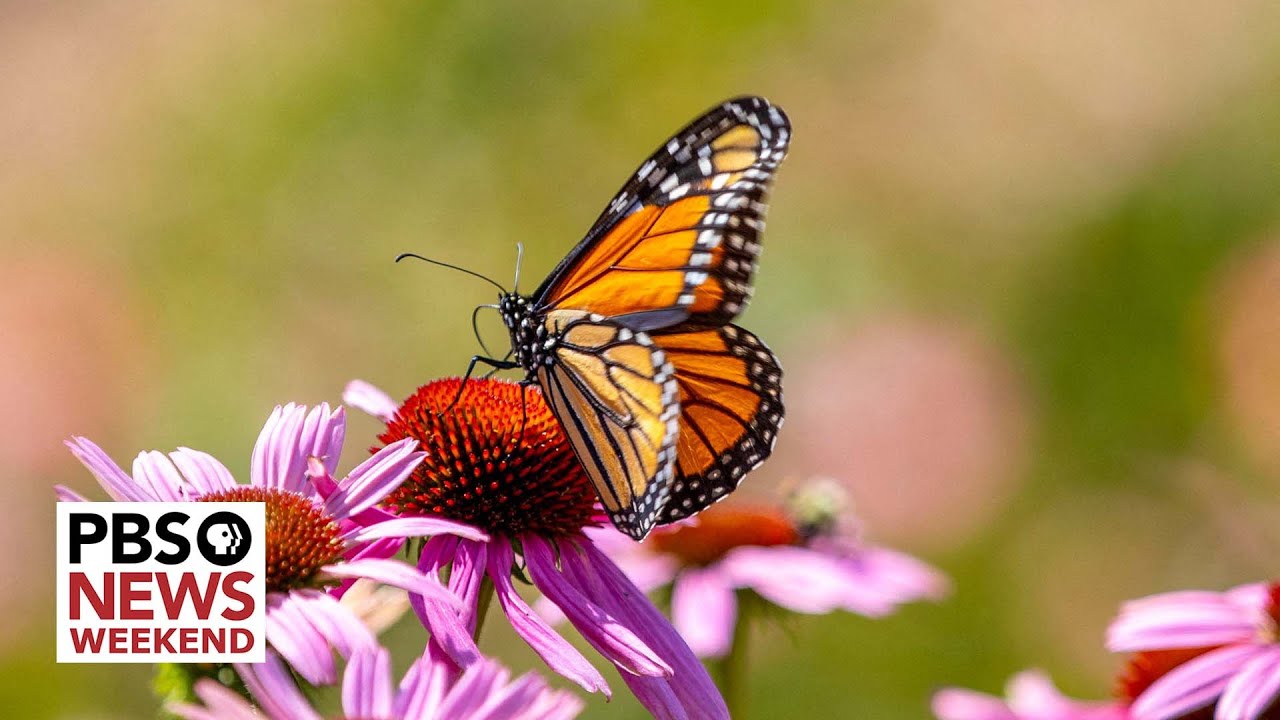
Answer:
[[490, 96, 790, 540], [498, 294, 551, 371]]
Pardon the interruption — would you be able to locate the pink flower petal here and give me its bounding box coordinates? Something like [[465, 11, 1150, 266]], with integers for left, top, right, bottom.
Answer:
[[413, 535, 483, 668], [331, 535, 408, 599], [344, 379, 399, 423], [132, 451, 190, 502], [1132, 644, 1271, 720], [1005, 670, 1078, 715], [169, 447, 238, 495], [303, 457, 414, 590], [265, 592, 338, 686], [55, 485, 89, 502], [166, 701, 221, 720], [341, 516, 489, 545], [469, 666, 587, 720], [933, 670, 1126, 720], [569, 537, 731, 720], [326, 493, 420, 542], [433, 660, 508, 719], [719, 545, 868, 614], [252, 404, 302, 491], [65, 436, 153, 502], [323, 558, 465, 611], [342, 647, 394, 719], [582, 524, 654, 555], [1108, 597, 1261, 653], [397, 648, 453, 719], [503, 674, 587, 720], [170, 679, 263, 720], [1225, 583, 1271, 609], [324, 438, 422, 521], [931, 688, 1020, 720], [670, 567, 737, 659], [523, 536, 670, 678], [578, 526, 679, 603], [288, 589, 377, 659], [235, 652, 323, 720], [297, 404, 345, 480], [509, 671, 588, 717], [1121, 587, 1261, 616], [838, 546, 951, 608], [1217, 647, 1280, 720], [487, 539, 610, 695]]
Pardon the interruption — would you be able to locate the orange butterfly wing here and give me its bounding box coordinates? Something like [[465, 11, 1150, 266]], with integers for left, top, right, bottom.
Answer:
[[536, 310, 680, 539], [532, 97, 790, 331], [651, 324, 783, 523]]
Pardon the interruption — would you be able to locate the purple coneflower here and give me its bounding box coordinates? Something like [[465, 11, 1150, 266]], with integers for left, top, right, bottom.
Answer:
[[932, 670, 1128, 720], [60, 402, 486, 685], [1107, 581, 1280, 720], [170, 646, 582, 720], [344, 377, 729, 720], [566, 478, 948, 659]]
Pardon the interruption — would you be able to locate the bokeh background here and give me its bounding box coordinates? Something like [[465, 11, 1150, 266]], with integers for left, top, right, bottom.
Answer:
[[8, 1, 1280, 716]]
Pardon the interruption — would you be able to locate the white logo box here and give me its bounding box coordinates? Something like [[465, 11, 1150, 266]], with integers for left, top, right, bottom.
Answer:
[[56, 502, 266, 663]]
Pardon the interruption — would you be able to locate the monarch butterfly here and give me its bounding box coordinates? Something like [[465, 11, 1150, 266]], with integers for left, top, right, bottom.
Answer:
[[440, 96, 789, 540]]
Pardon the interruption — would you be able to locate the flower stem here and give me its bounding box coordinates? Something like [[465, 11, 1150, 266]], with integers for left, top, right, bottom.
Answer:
[[717, 590, 752, 718], [473, 575, 495, 642]]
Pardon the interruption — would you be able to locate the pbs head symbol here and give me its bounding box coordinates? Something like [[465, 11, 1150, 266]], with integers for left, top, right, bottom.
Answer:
[[196, 511, 252, 566], [205, 522, 243, 555]]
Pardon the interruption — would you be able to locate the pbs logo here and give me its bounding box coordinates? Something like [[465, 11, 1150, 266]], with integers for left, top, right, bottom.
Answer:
[[196, 512, 253, 566]]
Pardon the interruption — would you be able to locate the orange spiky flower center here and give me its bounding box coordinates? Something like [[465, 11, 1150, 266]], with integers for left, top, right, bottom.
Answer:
[[377, 378, 597, 538], [649, 503, 800, 566], [200, 486, 344, 593]]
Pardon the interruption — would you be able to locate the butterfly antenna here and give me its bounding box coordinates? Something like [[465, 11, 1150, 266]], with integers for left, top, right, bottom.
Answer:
[[396, 253, 508, 294], [513, 242, 525, 294], [471, 304, 499, 357]]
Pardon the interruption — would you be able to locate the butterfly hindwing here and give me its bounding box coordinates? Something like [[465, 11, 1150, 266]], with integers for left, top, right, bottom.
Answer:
[[651, 323, 783, 524], [536, 310, 681, 539], [532, 96, 791, 331]]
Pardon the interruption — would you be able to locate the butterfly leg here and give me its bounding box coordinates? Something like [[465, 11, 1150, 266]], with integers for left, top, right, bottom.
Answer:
[[443, 355, 520, 415], [515, 378, 536, 438], [482, 350, 515, 379]]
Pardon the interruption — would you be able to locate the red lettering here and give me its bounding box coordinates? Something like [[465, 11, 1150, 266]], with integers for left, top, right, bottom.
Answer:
[[201, 628, 224, 654], [69, 572, 113, 620], [118, 572, 152, 620], [180, 627, 196, 653], [108, 627, 128, 653], [230, 627, 254, 653], [68, 625, 257, 657], [157, 572, 220, 620], [69, 627, 105, 653], [220, 572, 254, 621], [154, 627, 175, 653]]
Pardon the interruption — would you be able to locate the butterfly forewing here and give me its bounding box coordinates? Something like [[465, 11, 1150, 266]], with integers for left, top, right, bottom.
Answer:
[[652, 324, 783, 523], [536, 311, 681, 539], [532, 96, 791, 330]]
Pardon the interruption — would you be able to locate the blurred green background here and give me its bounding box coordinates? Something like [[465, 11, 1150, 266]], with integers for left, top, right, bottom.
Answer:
[[8, 0, 1280, 716]]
